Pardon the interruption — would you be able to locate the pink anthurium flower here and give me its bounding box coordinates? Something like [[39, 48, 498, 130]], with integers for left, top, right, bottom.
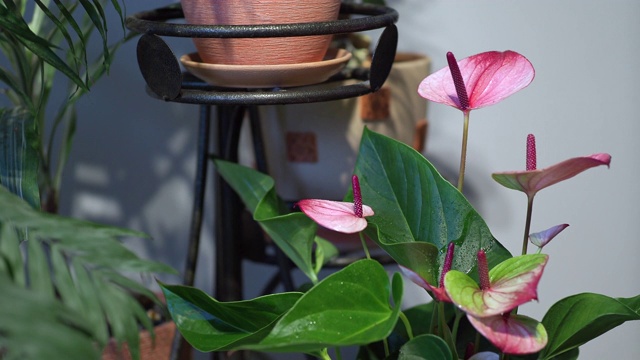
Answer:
[[492, 134, 611, 199], [297, 175, 374, 234], [399, 242, 455, 302], [444, 250, 548, 317], [467, 313, 548, 355], [445, 250, 549, 354], [418, 51, 535, 112], [529, 224, 569, 249]]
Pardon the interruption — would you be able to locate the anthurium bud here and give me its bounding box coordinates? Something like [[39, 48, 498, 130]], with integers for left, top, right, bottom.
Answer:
[[529, 224, 569, 249]]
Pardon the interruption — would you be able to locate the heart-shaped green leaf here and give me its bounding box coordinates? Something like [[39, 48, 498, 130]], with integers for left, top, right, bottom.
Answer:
[[160, 283, 303, 352], [445, 254, 548, 317], [398, 334, 452, 360], [539, 293, 640, 359], [353, 128, 511, 287], [254, 259, 403, 352], [215, 159, 337, 283], [161, 260, 402, 354]]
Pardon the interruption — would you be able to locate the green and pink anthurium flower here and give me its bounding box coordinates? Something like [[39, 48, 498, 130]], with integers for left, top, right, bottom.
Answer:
[[492, 134, 612, 200], [444, 250, 549, 354], [399, 242, 455, 302], [297, 175, 374, 234], [418, 50, 535, 113], [467, 314, 548, 355]]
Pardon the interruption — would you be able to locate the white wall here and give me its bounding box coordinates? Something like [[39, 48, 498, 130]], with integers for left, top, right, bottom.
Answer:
[[63, 1, 639, 359]]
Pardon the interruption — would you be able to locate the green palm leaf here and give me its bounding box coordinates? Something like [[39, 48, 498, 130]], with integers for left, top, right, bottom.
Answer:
[[0, 184, 177, 359], [0, 3, 87, 90]]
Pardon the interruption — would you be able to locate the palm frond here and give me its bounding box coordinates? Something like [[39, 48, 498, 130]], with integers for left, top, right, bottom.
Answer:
[[33, 0, 83, 72], [0, 3, 87, 90], [0, 276, 100, 360], [0, 185, 177, 359]]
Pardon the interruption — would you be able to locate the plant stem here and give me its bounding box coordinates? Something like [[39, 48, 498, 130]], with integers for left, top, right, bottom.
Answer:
[[438, 301, 447, 338], [521, 196, 534, 255], [359, 232, 371, 260], [399, 311, 414, 340], [335, 347, 342, 360], [457, 111, 470, 192], [383, 338, 390, 358], [429, 300, 439, 335], [451, 309, 464, 341]]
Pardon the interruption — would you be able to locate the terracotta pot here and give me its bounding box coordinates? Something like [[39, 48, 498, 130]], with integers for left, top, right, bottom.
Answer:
[[102, 321, 180, 360], [181, 0, 342, 65]]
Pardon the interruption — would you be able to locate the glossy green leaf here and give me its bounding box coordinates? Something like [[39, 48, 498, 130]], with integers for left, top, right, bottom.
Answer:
[[398, 334, 452, 360], [353, 128, 511, 286], [539, 293, 640, 359], [163, 260, 402, 354], [314, 236, 339, 273], [215, 159, 339, 283], [161, 282, 303, 352], [254, 259, 403, 352]]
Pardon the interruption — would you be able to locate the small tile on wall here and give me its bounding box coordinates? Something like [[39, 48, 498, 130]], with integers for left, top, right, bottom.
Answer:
[[360, 87, 391, 122], [286, 131, 318, 163]]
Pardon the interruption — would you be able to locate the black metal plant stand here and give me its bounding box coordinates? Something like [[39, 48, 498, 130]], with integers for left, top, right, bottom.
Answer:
[[126, 3, 398, 358]]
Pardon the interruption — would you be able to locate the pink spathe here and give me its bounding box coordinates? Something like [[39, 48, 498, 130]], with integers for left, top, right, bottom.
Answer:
[[418, 51, 535, 111], [492, 153, 612, 199], [297, 199, 374, 234], [181, 0, 341, 65]]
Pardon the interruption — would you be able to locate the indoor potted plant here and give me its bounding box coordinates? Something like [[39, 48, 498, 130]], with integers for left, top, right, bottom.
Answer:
[[158, 50, 639, 359], [0, 0, 131, 213], [0, 2, 179, 359]]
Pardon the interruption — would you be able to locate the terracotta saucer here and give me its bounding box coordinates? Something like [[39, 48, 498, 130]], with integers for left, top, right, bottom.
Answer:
[[180, 48, 351, 89]]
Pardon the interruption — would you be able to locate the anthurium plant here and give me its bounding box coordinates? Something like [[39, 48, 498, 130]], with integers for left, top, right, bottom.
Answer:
[[160, 50, 639, 359]]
